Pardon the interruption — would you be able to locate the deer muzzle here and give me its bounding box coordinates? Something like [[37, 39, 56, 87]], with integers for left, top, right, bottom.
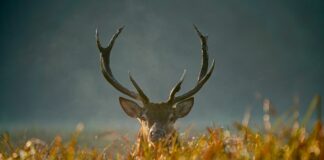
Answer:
[[149, 124, 166, 142]]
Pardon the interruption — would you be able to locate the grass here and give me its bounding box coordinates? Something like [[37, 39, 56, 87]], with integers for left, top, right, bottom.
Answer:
[[0, 95, 323, 160]]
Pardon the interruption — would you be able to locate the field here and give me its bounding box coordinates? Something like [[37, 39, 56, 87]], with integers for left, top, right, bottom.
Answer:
[[1, 96, 323, 160]]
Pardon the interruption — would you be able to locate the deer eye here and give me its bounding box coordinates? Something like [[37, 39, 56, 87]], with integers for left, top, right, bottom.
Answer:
[[139, 113, 147, 121], [169, 115, 176, 122]]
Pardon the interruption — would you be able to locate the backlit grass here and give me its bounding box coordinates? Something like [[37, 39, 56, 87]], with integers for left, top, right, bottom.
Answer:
[[1, 95, 323, 159]]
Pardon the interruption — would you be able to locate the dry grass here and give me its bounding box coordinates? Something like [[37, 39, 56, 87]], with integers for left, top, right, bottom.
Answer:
[[1, 95, 323, 160]]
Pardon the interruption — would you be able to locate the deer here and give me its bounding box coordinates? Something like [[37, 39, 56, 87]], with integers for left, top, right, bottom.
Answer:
[[96, 26, 215, 151]]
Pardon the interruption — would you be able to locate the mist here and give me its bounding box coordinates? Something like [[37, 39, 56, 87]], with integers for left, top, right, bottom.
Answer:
[[0, 0, 323, 132]]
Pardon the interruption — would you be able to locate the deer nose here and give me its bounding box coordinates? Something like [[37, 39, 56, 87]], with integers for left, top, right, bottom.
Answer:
[[149, 129, 166, 142]]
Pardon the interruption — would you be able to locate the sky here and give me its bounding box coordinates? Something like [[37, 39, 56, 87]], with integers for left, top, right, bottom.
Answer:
[[0, 0, 323, 131]]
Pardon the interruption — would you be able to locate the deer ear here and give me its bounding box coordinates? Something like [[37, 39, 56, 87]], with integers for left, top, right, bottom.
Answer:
[[174, 97, 194, 118], [119, 97, 143, 118]]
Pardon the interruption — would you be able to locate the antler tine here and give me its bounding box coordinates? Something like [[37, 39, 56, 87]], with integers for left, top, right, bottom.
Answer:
[[129, 72, 150, 103], [194, 24, 209, 81], [172, 26, 215, 103], [96, 27, 142, 101], [174, 60, 215, 103], [168, 70, 187, 103]]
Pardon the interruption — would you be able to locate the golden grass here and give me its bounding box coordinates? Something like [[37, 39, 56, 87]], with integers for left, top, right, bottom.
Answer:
[[1, 95, 323, 160]]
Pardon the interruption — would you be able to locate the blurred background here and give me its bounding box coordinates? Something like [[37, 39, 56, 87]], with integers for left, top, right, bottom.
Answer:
[[0, 0, 323, 134]]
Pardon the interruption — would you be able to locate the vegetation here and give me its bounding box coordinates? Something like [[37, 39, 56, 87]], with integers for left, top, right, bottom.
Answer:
[[1, 95, 323, 160]]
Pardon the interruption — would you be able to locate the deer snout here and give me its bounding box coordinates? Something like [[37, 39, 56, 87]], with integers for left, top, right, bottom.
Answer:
[[149, 129, 166, 142]]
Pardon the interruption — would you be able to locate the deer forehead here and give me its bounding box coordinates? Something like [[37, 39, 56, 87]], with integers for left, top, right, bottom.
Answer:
[[142, 103, 174, 121]]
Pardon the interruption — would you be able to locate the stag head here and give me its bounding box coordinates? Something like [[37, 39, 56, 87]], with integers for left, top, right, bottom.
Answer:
[[96, 26, 214, 145]]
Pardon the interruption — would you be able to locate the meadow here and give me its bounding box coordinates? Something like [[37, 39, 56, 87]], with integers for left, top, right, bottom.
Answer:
[[1, 95, 323, 160]]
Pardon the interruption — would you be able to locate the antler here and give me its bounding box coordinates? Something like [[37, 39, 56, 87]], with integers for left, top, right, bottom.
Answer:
[[96, 27, 149, 103], [168, 70, 186, 103], [168, 25, 215, 104]]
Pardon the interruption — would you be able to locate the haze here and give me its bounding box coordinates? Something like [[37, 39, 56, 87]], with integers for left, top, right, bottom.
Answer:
[[1, 0, 323, 131]]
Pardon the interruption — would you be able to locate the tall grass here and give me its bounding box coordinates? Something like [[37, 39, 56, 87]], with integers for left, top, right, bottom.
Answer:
[[0, 95, 323, 160]]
